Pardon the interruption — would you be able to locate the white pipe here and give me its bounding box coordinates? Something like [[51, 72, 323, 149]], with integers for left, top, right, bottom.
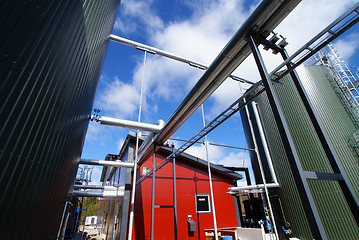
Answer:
[[80, 159, 135, 168], [252, 102, 278, 183], [96, 116, 165, 133], [73, 189, 125, 198], [229, 182, 279, 192], [244, 102, 279, 240], [74, 185, 124, 191]]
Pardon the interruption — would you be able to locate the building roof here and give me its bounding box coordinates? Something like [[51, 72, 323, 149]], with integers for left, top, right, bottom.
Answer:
[[103, 131, 242, 181]]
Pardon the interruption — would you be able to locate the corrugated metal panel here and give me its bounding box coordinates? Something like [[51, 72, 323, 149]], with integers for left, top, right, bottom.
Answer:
[[308, 180, 359, 239], [298, 66, 359, 197], [0, 0, 120, 239], [254, 93, 313, 240], [249, 65, 359, 239]]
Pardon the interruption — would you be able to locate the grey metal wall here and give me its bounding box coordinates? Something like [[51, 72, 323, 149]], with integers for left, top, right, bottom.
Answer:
[[0, 0, 120, 239], [243, 65, 359, 239]]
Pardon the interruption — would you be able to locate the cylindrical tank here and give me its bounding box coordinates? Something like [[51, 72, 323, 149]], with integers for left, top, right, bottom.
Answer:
[[0, 1, 120, 239], [241, 65, 359, 239]]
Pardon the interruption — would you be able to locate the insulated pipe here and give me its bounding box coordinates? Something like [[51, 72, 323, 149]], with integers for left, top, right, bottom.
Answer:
[[252, 102, 278, 183], [80, 159, 135, 168], [73, 189, 125, 198], [74, 185, 123, 191], [229, 183, 279, 193], [137, 0, 301, 164], [96, 116, 165, 133]]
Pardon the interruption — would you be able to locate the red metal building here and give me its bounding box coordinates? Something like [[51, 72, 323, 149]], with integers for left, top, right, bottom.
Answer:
[[99, 132, 242, 239]]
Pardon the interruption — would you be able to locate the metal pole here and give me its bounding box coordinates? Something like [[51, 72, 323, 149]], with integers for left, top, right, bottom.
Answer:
[[172, 146, 178, 240], [57, 201, 69, 240], [247, 33, 327, 240], [151, 143, 156, 240], [128, 50, 147, 240], [201, 104, 219, 240]]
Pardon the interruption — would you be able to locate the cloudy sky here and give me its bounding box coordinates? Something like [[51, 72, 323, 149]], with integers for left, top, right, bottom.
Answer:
[[81, 0, 359, 185]]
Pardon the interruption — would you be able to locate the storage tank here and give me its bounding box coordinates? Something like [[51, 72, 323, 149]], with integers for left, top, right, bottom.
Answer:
[[0, 1, 120, 239], [241, 65, 359, 239]]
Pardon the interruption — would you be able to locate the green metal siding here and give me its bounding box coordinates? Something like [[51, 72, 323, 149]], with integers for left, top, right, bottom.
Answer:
[[0, 0, 120, 239], [253, 65, 359, 239]]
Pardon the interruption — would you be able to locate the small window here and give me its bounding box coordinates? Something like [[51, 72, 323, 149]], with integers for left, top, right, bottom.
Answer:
[[142, 167, 150, 175], [195, 194, 211, 213]]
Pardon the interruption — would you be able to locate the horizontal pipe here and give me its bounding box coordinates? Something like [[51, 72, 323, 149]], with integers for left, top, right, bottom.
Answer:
[[80, 159, 135, 168], [109, 34, 255, 85], [73, 185, 123, 191], [136, 0, 300, 164], [96, 116, 165, 133], [73, 188, 125, 198], [229, 182, 279, 192]]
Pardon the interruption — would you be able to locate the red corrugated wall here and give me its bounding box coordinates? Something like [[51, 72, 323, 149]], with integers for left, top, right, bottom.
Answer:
[[132, 152, 239, 239]]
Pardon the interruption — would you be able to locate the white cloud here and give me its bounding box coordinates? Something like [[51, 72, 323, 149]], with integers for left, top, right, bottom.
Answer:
[[216, 151, 250, 167], [114, 0, 164, 35], [333, 32, 359, 64], [97, 77, 141, 119], [184, 143, 224, 162]]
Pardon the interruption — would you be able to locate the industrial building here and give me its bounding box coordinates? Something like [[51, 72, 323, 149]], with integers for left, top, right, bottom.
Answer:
[[1, 0, 359, 239], [95, 132, 243, 239]]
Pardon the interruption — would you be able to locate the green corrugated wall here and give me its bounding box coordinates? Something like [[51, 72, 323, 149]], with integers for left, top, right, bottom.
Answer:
[[255, 65, 359, 239]]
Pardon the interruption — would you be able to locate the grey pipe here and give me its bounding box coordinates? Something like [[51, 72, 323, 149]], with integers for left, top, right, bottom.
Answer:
[[137, 0, 301, 164]]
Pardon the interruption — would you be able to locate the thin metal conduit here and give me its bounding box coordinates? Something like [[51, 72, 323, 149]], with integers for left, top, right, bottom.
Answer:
[[136, 0, 300, 165]]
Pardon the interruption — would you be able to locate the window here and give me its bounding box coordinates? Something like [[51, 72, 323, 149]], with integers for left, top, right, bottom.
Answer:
[[195, 194, 211, 213]]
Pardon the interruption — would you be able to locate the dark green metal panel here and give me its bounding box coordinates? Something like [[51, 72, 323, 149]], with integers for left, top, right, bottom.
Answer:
[[0, 0, 120, 238], [245, 65, 359, 239]]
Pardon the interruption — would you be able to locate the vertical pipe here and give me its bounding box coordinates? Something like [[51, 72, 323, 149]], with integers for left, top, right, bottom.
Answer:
[[61, 213, 70, 240], [201, 104, 219, 240], [244, 102, 279, 240], [247, 33, 327, 240], [173, 148, 178, 240], [151, 143, 156, 240], [128, 51, 147, 240], [252, 102, 278, 183], [57, 201, 69, 240]]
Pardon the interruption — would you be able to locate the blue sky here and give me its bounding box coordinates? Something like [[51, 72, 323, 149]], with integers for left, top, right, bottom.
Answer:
[[80, 0, 359, 185]]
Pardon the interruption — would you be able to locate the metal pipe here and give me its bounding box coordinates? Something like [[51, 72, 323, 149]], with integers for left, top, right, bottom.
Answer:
[[244, 100, 279, 240], [229, 182, 279, 192], [137, 0, 301, 164], [80, 159, 135, 168], [95, 116, 165, 133], [151, 144, 156, 240], [252, 102, 278, 183], [73, 189, 125, 198], [57, 201, 71, 240], [74, 185, 124, 191], [109, 34, 255, 85]]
